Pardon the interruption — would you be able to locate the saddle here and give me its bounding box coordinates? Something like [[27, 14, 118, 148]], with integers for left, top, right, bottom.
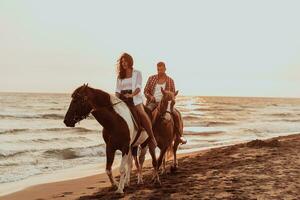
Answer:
[[126, 104, 154, 147], [119, 91, 152, 130], [119, 91, 153, 146], [126, 104, 153, 130]]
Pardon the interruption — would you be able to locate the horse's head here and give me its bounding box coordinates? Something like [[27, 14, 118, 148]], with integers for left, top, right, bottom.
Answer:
[[158, 88, 179, 121], [64, 84, 93, 127]]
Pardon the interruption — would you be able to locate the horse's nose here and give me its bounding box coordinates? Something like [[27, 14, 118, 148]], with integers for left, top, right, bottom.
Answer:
[[63, 119, 68, 126]]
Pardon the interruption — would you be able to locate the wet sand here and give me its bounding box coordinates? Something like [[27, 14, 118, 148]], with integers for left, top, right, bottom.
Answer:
[[1, 133, 300, 200]]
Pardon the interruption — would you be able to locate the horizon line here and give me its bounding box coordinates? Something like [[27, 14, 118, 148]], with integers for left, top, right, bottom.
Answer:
[[1, 90, 300, 100]]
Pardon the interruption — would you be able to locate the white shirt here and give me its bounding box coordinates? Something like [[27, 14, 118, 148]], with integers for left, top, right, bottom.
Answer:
[[115, 69, 143, 106], [119, 78, 132, 91], [153, 82, 166, 102]]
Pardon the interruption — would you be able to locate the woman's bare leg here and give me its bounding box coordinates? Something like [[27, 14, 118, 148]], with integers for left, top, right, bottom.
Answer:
[[135, 104, 157, 148]]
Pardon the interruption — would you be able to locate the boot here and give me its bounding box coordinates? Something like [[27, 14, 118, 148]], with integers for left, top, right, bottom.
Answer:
[[179, 136, 187, 144]]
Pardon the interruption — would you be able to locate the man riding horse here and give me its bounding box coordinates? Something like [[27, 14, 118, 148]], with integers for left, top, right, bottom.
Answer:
[[144, 61, 187, 145]]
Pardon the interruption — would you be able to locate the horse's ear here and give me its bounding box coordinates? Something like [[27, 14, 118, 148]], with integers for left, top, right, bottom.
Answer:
[[83, 83, 88, 88], [175, 90, 179, 96], [161, 87, 166, 95]]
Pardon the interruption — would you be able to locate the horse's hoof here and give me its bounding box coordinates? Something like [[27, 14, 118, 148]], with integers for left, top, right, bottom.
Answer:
[[108, 185, 118, 191], [137, 179, 144, 185], [152, 179, 161, 186], [160, 169, 167, 175], [111, 184, 118, 190], [115, 189, 124, 194], [170, 165, 177, 173], [125, 182, 130, 188], [158, 180, 162, 186], [151, 175, 158, 183]]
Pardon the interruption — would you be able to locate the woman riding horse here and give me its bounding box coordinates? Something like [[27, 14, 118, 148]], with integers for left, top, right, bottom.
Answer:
[[115, 53, 157, 149]]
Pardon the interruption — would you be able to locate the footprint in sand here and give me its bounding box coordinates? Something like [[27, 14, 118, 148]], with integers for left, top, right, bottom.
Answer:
[[62, 192, 73, 195]]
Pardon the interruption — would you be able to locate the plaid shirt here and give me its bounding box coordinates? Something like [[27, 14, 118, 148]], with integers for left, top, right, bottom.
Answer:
[[144, 74, 175, 105]]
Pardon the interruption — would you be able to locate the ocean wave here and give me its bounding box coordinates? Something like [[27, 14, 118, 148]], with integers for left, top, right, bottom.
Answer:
[[44, 127, 95, 133], [184, 131, 225, 136], [0, 113, 65, 120], [241, 128, 261, 134], [206, 108, 245, 112], [49, 108, 63, 111], [28, 136, 90, 143], [0, 114, 15, 119], [194, 108, 214, 112], [0, 162, 19, 167], [0, 127, 96, 135], [188, 138, 219, 143], [43, 144, 105, 160], [204, 121, 235, 127], [0, 144, 105, 160], [39, 114, 65, 119], [267, 119, 300, 123], [182, 119, 236, 127], [0, 113, 95, 120], [183, 116, 201, 121], [283, 119, 300, 122], [0, 150, 30, 158], [0, 128, 29, 134], [267, 113, 295, 118]]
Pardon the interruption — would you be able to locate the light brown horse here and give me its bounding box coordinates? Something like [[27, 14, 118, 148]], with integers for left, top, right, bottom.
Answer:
[[135, 88, 181, 177], [63, 84, 160, 194]]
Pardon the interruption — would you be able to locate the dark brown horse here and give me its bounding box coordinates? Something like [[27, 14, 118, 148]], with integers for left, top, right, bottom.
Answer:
[[63, 84, 160, 194]]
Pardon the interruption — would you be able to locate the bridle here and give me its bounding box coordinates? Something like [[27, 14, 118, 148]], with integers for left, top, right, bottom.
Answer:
[[157, 98, 174, 120], [71, 92, 123, 123]]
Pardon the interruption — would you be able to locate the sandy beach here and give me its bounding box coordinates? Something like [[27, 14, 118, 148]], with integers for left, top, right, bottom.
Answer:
[[1, 133, 299, 200]]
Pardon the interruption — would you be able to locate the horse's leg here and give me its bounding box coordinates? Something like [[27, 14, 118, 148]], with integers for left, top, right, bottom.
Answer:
[[162, 154, 166, 174], [157, 147, 168, 174], [139, 145, 147, 169], [133, 154, 141, 184], [148, 144, 160, 185], [171, 139, 180, 172], [124, 150, 133, 187], [116, 152, 129, 194], [131, 146, 142, 184], [106, 146, 117, 188], [137, 145, 148, 184]]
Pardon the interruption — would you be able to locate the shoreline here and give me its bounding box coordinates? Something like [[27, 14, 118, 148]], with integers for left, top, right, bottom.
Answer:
[[1, 133, 300, 200], [0, 130, 291, 197], [0, 149, 202, 200], [0, 162, 107, 197]]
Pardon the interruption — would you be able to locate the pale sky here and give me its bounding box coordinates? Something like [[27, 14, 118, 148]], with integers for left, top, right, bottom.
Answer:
[[0, 0, 299, 97]]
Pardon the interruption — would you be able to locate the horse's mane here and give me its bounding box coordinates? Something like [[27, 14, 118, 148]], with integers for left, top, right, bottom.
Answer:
[[72, 85, 112, 107], [71, 86, 82, 98], [91, 88, 112, 106]]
